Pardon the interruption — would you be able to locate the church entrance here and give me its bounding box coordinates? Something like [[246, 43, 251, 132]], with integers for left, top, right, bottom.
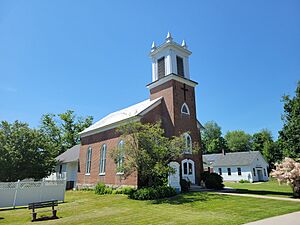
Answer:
[[181, 159, 195, 184]]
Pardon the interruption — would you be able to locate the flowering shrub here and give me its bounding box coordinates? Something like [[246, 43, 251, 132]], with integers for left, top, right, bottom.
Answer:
[[271, 157, 300, 198]]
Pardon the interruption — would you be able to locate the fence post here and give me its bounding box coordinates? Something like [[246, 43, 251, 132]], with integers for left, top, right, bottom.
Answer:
[[12, 180, 20, 209]]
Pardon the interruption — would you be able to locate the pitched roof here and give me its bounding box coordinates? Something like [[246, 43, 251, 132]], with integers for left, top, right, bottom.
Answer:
[[203, 151, 264, 167], [56, 144, 80, 163], [80, 97, 162, 137]]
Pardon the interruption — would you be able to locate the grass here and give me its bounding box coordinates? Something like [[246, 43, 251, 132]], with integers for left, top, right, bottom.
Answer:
[[1, 190, 300, 225], [224, 179, 294, 198]]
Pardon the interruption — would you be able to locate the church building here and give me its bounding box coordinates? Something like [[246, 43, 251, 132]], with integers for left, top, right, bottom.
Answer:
[[77, 33, 203, 188]]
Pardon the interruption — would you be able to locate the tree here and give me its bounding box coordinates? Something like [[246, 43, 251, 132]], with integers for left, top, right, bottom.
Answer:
[[0, 121, 56, 182], [201, 121, 228, 153], [40, 110, 93, 156], [278, 81, 300, 159], [271, 158, 300, 198], [224, 130, 252, 152], [252, 129, 282, 166], [110, 122, 192, 188]]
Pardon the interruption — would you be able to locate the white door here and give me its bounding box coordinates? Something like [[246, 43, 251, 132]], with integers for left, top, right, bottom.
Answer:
[[181, 159, 195, 184]]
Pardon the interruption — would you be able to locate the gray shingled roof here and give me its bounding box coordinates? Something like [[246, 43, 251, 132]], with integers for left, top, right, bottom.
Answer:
[[56, 144, 80, 163], [203, 151, 263, 167]]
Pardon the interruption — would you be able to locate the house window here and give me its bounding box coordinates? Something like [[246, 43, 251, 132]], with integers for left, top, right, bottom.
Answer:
[[77, 161, 80, 172], [188, 162, 193, 175], [183, 133, 192, 154], [157, 57, 165, 79], [99, 144, 107, 175], [117, 140, 125, 174], [183, 162, 188, 175], [227, 168, 231, 176], [86, 147, 92, 175], [181, 103, 190, 115], [59, 165, 62, 174], [263, 168, 267, 176], [176, 56, 184, 77], [218, 168, 222, 175], [237, 167, 242, 176], [208, 167, 211, 173], [253, 168, 256, 176]]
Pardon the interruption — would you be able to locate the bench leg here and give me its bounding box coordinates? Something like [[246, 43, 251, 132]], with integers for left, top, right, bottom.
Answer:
[[32, 212, 37, 222], [52, 210, 57, 218]]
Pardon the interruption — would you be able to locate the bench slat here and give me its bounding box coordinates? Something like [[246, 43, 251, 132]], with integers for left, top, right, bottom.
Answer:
[[28, 200, 58, 209]]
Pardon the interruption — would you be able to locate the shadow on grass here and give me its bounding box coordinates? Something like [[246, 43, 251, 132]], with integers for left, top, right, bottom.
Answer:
[[0, 217, 4, 220], [232, 189, 294, 198], [152, 192, 228, 205]]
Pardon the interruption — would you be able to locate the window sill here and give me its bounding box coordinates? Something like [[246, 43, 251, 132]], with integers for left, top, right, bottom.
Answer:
[[183, 151, 192, 155], [99, 173, 105, 176], [85, 173, 90, 176], [116, 172, 124, 175]]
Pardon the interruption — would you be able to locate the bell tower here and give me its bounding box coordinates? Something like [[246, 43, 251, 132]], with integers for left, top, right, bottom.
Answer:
[[147, 32, 203, 184], [150, 32, 191, 82]]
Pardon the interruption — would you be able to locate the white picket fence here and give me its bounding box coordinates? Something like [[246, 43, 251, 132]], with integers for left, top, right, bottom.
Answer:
[[0, 178, 66, 209]]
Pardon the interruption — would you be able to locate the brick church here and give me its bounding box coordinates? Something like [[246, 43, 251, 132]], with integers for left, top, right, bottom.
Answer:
[[77, 33, 203, 188]]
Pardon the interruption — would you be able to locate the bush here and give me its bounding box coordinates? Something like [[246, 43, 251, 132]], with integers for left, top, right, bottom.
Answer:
[[180, 179, 191, 192], [204, 173, 224, 190], [239, 180, 250, 183], [95, 183, 113, 195], [114, 186, 135, 195], [129, 186, 176, 200]]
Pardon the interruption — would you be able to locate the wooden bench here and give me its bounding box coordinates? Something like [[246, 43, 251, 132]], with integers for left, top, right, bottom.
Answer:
[[28, 200, 58, 222]]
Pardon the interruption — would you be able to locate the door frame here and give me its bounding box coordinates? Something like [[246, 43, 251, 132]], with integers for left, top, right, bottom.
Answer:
[[181, 159, 195, 184]]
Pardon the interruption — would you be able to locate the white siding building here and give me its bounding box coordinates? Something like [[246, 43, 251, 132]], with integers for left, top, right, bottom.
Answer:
[[55, 145, 80, 189], [203, 151, 269, 183]]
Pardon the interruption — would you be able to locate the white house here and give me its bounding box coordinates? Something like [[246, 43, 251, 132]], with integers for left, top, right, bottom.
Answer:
[[203, 151, 269, 183], [54, 144, 80, 189]]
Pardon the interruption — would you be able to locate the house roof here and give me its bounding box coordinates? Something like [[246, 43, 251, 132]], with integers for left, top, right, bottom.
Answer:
[[56, 144, 80, 163], [203, 151, 264, 167], [79, 97, 162, 137]]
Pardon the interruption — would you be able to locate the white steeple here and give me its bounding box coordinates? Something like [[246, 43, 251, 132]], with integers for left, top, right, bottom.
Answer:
[[149, 33, 192, 82]]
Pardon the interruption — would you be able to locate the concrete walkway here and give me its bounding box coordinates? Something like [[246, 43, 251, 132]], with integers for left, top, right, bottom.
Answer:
[[243, 211, 300, 225]]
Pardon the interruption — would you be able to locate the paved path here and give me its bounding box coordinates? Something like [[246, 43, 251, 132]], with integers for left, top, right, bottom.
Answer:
[[243, 211, 300, 225]]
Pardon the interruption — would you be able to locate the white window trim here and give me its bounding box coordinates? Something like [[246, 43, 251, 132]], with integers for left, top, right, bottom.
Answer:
[[85, 147, 92, 175], [181, 103, 190, 115], [183, 133, 192, 154], [99, 144, 106, 176]]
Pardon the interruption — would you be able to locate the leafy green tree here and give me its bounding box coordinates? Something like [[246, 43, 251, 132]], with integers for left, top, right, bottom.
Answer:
[[201, 121, 228, 153], [0, 121, 56, 182], [252, 129, 282, 166], [110, 122, 193, 188], [40, 110, 93, 156], [224, 130, 252, 152], [278, 81, 300, 159]]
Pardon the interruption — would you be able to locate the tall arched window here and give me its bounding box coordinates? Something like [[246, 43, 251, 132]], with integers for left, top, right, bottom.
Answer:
[[86, 147, 92, 174], [183, 133, 192, 154], [99, 144, 106, 175], [117, 140, 125, 174], [181, 103, 190, 115]]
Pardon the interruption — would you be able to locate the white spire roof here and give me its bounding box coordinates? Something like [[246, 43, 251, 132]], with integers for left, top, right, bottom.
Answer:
[[166, 32, 173, 43]]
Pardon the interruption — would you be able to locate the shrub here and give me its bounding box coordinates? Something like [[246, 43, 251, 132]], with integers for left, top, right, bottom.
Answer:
[[204, 173, 224, 190], [180, 179, 191, 192], [239, 180, 250, 183], [95, 183, 106, 195], [114, 186, 135, 195], [201, 171, 211, 182], [129, 186, 176, 200], [95, 183, 113, 195]]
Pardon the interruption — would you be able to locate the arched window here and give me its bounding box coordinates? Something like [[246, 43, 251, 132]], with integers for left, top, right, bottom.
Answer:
[[181, 103, 190, 115], [86, 147, 92, 175], [117, 140, 125, 174], [99, 144, 106, 175], [183, 133, 192, 154]]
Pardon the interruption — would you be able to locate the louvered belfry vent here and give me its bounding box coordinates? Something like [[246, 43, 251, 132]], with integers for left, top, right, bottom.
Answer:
[[157, 57, 165, 79], [176, 56, 184, 77]]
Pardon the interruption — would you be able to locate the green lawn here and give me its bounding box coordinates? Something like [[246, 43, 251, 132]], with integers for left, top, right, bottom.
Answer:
[[1, 190, 300, 225], [224, 179, 294, 198]]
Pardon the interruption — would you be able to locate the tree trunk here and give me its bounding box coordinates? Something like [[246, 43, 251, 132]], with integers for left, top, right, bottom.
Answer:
[[293, 179, 300, 198]]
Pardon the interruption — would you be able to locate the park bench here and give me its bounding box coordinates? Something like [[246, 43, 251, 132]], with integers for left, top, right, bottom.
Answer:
[[28, 200, 58, 222]]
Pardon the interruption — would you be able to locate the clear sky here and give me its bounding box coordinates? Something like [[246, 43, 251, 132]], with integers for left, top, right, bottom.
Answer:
[[0, 0, 299, 139]]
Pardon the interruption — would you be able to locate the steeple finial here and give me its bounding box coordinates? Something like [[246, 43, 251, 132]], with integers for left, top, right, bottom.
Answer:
[[166, 32, 173, 43], [181, 40, 187, 49], [151, 41, 157, 52]]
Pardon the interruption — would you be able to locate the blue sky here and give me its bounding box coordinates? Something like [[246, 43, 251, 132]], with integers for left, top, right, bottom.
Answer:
[[0, 0, 299, 139]]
